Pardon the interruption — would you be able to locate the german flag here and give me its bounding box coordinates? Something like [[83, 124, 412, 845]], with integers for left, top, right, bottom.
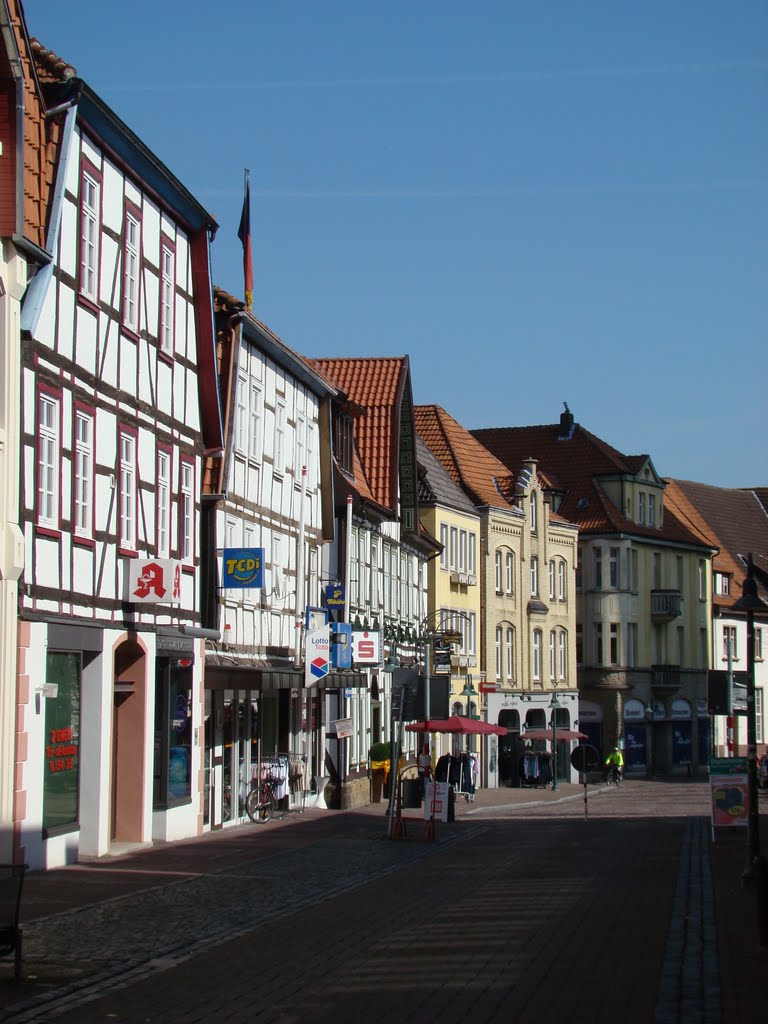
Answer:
[[238, 172, 253, 312]]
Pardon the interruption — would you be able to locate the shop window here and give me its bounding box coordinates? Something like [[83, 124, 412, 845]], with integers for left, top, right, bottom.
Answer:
[[154, 659, 193, 808], [43, 652, 81, 835]]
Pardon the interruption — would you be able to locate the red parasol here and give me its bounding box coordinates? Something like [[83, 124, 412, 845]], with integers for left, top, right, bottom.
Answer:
[[404, 716, 508, 736], [522, 729, 588, 742]]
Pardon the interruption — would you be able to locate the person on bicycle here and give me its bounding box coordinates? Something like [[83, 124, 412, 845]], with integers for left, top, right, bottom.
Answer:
[[605, 746, 624, 783]]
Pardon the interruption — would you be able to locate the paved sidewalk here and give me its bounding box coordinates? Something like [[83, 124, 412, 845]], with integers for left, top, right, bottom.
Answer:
[[0, 780, 766, 1022]]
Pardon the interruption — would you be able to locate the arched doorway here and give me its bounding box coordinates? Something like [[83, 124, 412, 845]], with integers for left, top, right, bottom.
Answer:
[[112, 637, 148, 843]]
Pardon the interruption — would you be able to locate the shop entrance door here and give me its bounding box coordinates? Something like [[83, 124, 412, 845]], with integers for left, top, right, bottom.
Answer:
[[204, 689, 259, 828]]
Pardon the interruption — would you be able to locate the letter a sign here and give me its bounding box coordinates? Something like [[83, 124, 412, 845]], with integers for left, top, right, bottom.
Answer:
[[305, 625, 331, 688]]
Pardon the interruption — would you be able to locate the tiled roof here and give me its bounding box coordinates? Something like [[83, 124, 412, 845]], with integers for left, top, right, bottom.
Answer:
[[415, 434, 478, 516], [664, 480, 768, 603], [310, 357, 409, 513], [472, 420, 707, 548], [414, 405, 517, 510]]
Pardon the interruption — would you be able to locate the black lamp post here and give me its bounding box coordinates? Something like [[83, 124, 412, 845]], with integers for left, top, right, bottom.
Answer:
[[731, 555, 768, 943], [550, 690, 561, 791]]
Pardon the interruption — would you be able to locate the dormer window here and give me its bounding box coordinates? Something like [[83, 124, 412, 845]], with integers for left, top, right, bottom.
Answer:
[[714, 573, 730, 596], [333, 414, 354, 475], [648, 494, 656, 527], [638, 492, 646, 525]]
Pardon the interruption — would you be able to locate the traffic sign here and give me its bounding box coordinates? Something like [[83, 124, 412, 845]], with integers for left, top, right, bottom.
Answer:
[[570, 744, 599, 773]]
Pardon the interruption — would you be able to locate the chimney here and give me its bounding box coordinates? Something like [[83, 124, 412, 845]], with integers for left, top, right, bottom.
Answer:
[[558, 402, 574, 440]]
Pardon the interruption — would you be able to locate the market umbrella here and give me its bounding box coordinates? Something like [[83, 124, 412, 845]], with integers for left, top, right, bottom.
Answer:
[[522, 729, 588, 742], [404, 716, 508, 736]]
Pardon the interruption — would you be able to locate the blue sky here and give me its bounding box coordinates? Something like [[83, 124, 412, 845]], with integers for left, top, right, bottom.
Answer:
[[25, 1, 767, 487]]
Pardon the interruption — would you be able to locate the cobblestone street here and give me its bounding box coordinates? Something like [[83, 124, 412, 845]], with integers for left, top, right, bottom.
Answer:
[[1, 780, 765, 1023]]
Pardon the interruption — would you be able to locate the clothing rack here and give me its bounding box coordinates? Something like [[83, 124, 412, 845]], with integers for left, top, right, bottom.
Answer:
[[434, 752, 478, 803], [519, 750, 552, 788], [255, 752, 309, 812]]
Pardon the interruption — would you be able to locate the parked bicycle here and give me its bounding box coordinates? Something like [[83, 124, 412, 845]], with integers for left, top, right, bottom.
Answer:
[[245, 769, 283, 823]]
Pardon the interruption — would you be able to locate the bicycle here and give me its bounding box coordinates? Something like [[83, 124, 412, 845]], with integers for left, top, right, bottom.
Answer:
[[606, 764, 622, 787], [245, 771, 282, 823]]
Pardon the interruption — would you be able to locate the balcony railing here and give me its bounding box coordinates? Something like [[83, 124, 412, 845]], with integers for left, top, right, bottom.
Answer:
[[650, 589, 682, 621], [651, 664, 681, 690]]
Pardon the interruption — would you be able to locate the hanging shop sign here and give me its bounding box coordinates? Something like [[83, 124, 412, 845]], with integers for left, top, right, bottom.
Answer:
[[352, 629, 381, 665], [222, 548, 264, 588], [128, 559, 182, 603], [325, 585, 345, 610], [305, 625, 331, 687], [306, 606, 328, 632], [623, 699, 646, 722]]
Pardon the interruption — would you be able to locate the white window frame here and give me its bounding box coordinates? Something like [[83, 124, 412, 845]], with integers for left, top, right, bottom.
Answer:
[[73, 410, 94, 538], [495, 551, 502, 593], [180, 459, 194, 562], [532, 629, 542, 681], [505, 552, 514, 595], [723, 626, 737, 661], [249, 380, 263, 463], [38, 394, 60, 528], [275, 400, 286, 475], [119, 430, 137, 551], [495, 626, 503, 680], [156, 449, 171, 558], [440, 524, 449, 570], [648, 494, 656, 527], [558, 630, 567, 680], [530, 491, 537, 532], [468, 533, 477, 576], [638, 492, 646, 525], [449, 527, 458, 571], [558, 560, 566, 601], [530, 556, 538, 597], [80, 170, 100, 302], [609, 548, 619, 589], [160, 244, 175, 356], [548, 560, 555, 600], [505, 626, 515, 682], [122, 210, 140, 333], [235, 373, 248, 454], [549, 630, 557, 681]]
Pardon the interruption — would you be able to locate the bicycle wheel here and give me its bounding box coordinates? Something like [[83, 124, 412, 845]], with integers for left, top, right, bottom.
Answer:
[[246, 785, 275, 823]]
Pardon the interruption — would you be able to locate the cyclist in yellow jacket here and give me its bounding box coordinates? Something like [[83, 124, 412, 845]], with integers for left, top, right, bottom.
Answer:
[[605, 746, 624, 784]]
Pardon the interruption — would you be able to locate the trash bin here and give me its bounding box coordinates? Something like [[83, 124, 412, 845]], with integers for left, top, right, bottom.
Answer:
[[402, 779, 422, 808]]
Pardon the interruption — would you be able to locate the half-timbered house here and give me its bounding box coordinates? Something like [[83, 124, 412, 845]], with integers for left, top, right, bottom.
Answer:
[[15, 40, 222, 868], [200, 289, 336, 827]]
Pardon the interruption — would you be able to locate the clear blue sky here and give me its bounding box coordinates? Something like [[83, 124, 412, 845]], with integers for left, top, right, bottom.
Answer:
[[26, 1, 767, 488]]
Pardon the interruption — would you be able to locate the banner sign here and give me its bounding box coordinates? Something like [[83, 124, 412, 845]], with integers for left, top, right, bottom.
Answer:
[[222, 548, 264, 588], [128, 559, 181, 604], [352, 630, 381, 665], [710, 757, 748, 829], [305, 626, 331, 688], [424, 781, 450, 823]]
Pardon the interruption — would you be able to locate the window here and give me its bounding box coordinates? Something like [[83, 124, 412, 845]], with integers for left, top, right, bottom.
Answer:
[[530, 556, 538, 596], [653, 553, 662, 589], [609, 548, 619, 589], [558, 560, 566, 601], [676, 556, 684, 593], [723, 626, 737, 662], [532, 630, 542, 681], [638, 492, 646, 525], [153, 660, 192, 808], [629, 549, 638, 592], [38, 392, 60, 528], [610, 623, 619, 665], [371, 541, 380, 609], [558, 631, 567, 680], [575, 564, 583, 591], [73, 409, 94, 538], [180, 459, 194, 562], [295, 413, 307, 478], [156, 449, 171, 558], [505, 627, 515, 682], [495, 551, 502, 593], [275, 400, 286, 475], [459, 530, 467, 572], [627, 623, 638, 668], [249, 381, 263, 462], [576, 624, 583, 665], [549, 630, 557, 680], [505, 552, 514, 595], [530, 491, 537, 532], [333, 415, 354, 475], [118, 429, 137, 551], [159, 244, 175, 355], [468, 533, 477, 576], [122, 207, 140, 334], [676, 626, 684, 665], [549, 560, 556, 600], [648, 493, 656, 527], [714, 573, 730, 596], [440, 524, 449, 570], [595, 623, 603, 665], [698, 560, 706, 600], [43, 652, 81, 833], [756, 629, 764, 662], [495, 626, 503, 680], [757, 689, 764, 745], [79, 167, 100, 302], [594, 548, 603, 590], [449, 527, 458, 571]]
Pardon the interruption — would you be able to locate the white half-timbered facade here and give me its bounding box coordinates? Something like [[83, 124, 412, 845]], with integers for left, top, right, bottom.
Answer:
[[16, 48, 221, 869], [201, 291, 336, 827]]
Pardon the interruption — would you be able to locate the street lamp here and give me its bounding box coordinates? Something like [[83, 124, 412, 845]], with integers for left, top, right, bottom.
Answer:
[[731, 555, 768, 894], [550, 690, 561, 791]]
